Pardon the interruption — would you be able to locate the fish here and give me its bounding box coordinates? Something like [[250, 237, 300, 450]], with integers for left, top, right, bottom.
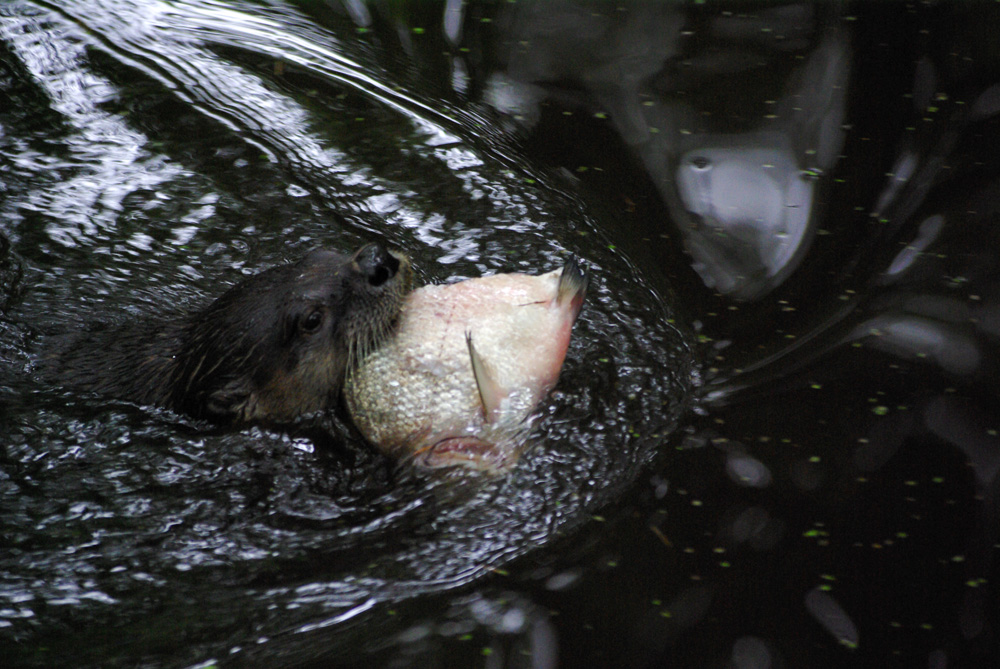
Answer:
[[344, 257, 589, 473]]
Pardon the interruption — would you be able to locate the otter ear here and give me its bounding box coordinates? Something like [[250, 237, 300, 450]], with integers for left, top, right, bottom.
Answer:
[[205, 379, 254, 421]]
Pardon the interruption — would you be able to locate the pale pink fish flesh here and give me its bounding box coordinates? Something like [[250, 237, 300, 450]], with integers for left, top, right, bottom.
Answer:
[[344, 257, 589, 473]]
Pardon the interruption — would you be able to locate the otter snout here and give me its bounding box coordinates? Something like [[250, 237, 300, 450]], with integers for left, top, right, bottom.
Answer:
[[353, 243, 402, 288]]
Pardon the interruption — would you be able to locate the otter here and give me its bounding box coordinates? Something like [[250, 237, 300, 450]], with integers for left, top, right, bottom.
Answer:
[[45, 243, 411, 424]]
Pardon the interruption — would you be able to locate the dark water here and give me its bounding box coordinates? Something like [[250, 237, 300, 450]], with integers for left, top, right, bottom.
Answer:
[[1, 1, 999, 667]]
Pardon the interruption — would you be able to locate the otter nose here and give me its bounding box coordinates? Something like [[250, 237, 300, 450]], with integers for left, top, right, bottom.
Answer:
[[355, 243, 400, 287]]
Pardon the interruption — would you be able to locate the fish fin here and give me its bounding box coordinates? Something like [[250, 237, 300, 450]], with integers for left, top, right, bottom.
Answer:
[[466, 331, 504, 423], [557, 255, 589, 318]]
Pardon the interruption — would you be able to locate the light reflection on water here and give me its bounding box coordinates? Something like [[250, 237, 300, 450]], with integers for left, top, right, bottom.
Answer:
[[2, 10, 183, 250]]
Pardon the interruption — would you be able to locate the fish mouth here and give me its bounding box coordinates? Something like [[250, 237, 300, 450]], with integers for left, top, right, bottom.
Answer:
[[415, 436, 517, 473]]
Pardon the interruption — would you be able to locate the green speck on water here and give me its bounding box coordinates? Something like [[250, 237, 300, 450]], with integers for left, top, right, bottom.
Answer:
[[458, 634, 473, 641], [594, 112, 607, 119], [482, 647, 493, 656], [592, 515, 606, 522], [412, 27, 425, 34], [872, 406, 889, 416]]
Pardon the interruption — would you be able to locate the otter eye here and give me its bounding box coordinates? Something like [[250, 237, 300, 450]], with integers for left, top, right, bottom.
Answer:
[[300, 307, 325, 334]]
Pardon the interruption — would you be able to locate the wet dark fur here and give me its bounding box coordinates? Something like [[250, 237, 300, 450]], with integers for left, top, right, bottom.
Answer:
[[44, 244, 410, 423]]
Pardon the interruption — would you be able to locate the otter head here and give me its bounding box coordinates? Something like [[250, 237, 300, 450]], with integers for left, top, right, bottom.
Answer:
[[173, 243, 412, 423]]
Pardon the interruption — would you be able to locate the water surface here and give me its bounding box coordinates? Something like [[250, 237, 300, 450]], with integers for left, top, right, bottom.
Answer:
[[2, 1, 999, 667]]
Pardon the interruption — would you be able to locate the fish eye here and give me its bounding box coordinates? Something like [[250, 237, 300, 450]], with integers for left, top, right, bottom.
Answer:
[[299, 307, 325, 334]]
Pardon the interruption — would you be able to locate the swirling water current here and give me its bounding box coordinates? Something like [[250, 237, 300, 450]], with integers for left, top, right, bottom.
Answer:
[[1, 2, 691, 666], [3, 2, 1000, 668]]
